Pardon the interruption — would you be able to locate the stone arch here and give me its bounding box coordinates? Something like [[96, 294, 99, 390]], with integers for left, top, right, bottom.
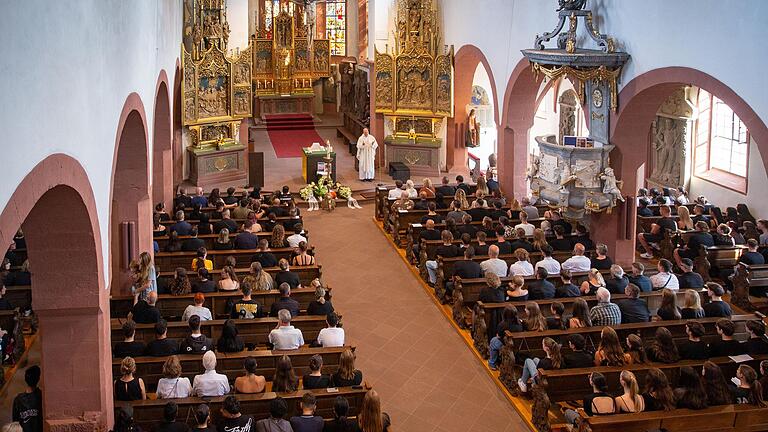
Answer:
[[153, 70, 173, 210], [110, 93, 152, 295], [172, 60, 184, 191], [0, 154, 112, 430], [448, 45, 500, 170]]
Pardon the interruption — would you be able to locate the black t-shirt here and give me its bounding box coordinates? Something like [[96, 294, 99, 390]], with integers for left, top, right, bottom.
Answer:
[[495, 241, 513, 255], [704, 301, 732, 318], [323, 418, 357, 432], [681, 307, 705, 319], [435, 244, 459, 258], [479, 287, 505, 303], [605, 276, 629, 295], [234, 232, 260, 250], [302, 374, 331, 389], [495, 320, 523, 338], [709, 339, 746, 357], [270, 297, 300, 317], [740, 251, 766, 266], [307, 300, 334, 316], [252, 252, 278, 268], [12, 388, 42, 432], [591, 256, 613, 270], [331, 370, 363, 387], [508, 240, 533, 253], [733, 385, 752, 404], [528, 280, 555, 300], [179, 334, 213, 354], [217, 415, 254, 432], [745, 338, 768, 355], [457, 224, 478, 238], [678, 272, 704, 289], [616, 298, 650, 324], [419, 229, 441, 242], [131, 301, 161, 324], [290, 416, 324, 432], [145, 338, 179, 357], [275, 271, 301, 289], [678, 339, 710, 360], [685, 232, 715, 256], [420, 214, 443, 224], [113, 341, 146, 358], [453, 260, 483, 279], [157, 421, 191, 432], [550, 238, 572, 251], [564, 351, 594, 369], [656, 217, 677, 233], [192, 279, 217, 293]]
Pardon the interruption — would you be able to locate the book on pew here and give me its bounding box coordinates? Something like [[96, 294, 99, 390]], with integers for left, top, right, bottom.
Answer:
[[729, 354, 754, 363]]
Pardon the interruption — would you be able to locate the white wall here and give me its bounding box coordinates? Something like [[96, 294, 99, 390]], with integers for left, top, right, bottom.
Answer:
[[0, 0, 184, 286]]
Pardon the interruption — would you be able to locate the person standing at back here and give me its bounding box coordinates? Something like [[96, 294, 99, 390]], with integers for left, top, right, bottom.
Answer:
[[12, 366, 42, 432]]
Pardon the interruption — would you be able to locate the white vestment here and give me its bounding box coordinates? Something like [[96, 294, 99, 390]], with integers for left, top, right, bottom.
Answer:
[[356, 134, 378, 180]]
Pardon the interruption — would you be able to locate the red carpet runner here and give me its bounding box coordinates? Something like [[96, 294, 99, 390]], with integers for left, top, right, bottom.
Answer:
[[265, 114, 325, 158]]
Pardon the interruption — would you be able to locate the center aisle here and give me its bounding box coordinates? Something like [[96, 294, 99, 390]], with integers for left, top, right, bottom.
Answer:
[[303, 204, 527, 432]]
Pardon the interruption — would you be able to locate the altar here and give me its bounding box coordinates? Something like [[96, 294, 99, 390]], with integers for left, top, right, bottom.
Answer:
[[302, 147, 336, 183], [256, 94, 314, 119]]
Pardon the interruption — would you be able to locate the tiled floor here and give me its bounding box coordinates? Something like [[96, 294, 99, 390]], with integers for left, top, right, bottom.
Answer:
[[303, 204, 529, 432]]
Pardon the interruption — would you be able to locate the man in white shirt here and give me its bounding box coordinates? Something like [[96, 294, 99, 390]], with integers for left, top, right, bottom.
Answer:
[[192, 351, 230, 396], [317, 312, 345, 347], [649, 258, 680, 290], [514, 212, 536, 237], [269, 309, 305, 349], [388, 180, 404, 199], [561, 243, 591, 272], [535, 245, 561, 275], [480, 245, 508, 277], [286, 223, 308, 248]]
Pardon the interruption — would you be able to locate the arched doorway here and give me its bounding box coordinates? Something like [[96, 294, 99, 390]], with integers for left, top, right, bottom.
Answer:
[[0, 154, 113, 430], [152, 72, 173, 210], [172, 62, 184, 191], [110, 94, 152, 295]]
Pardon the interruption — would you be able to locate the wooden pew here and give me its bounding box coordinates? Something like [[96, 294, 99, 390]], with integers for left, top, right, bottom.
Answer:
[[110, 287, 319, 320], [125, 387, 367, 431], [155, 265, 322, 289], [732, 262, 768, 314], [541, 354, 767, 402], [375, 184, 479, 221], [160, 215, 302, 229], [113, 346, 352, 392], [0, 310, 15, 332], [111, 316, 329, 348], [154, 231, 296, 250], [154, 248, 303, 272], [2, 285, 31, 310]]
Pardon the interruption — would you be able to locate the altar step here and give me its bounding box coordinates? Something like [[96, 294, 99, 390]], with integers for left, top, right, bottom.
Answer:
[[264, 114, 316, 131]]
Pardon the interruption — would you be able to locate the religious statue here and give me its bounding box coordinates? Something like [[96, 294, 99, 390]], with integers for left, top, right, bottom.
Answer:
[[192, 22, 203, 48], [465, 109, 479, 147], [222, 20, 230, 45], [409, 8, 421, 36], [600, 167, 625, 204], [652, 117, 684, 185], [527, 154, 540, 181], [557, 0, 587, 11]]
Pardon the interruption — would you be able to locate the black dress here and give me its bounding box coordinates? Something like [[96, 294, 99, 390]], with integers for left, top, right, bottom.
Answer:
[[114, 378, 143, 401], [331, 370, 363, 387]]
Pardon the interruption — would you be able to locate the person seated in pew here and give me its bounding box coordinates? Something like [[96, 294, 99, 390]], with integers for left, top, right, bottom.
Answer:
[[419, 202, 443, 225], [469, 231, 488, 257], [625, 334, 648, 364], [703, 282, 732, 317], [168, 267, 192, 296], [447, 247, 483, 299], [731, 364, 767, 407], [251, 239, 278, 269], [413, 196, 429, 211], [676, 205, 694, 231], [154, 213, 168, 238], [522, 302, 547, 332], [615, 283, 650, 324], [555, 269, 580, 298], [590, 244, 613, 271], [674, 366, 709, 409], [269, 309, 304, 350], [214, 266, 239, 292], [155, 202, 172, 222], [517, 337, 562, 393], [691, 204, 710, 226], [191, 268, 216, 294], [549, 225, 571, 252], [744, 320, 768, 355], [580, 269, 606, 296], [302, 354, 332, 390], [234, 357, 266, 394], [191, 248, 213, 273], [714, 223, 736, 246], [191, 351, 229, 397], [129, 291, 161, 324], [709, 318, 746, 357], [456, 214, 478, 239], [181, 227, 206, 252], [114, 357, 146, 401], [182, 293, 213, 322], [331, 348, 363, 387], [562, 372, 616, 425], [509, 248, 534, 277], [445, 200, 468, 225], [415, 219, 441, 261], [510, 228, 534, 254], [645, 327, 680, 363], [270, 283, 300, 318], [259, 212, 278, 233], [245, 263, 273, 294], [488, 201, 506, 221], [270, 225, 289, 249], [222, 187, 239, 206], [273, 355, 299, 392], [533, 246, 560, 276], [527, 267, 555, 300], [638, 205, 676, 259], [435, 176, 455, 197], [146, 320, 179, 357], [678, 321, 710, 360], [4, 259, 31, 287], [757, 219, 768, 245], [572, 224, 594, 251], [513, 211, 535, 238], [387, 180, 405, 200], [505, 275, 528, 302], [210, 228, 233, 251], [290, 393, 324, 432], [562, 243, 591, 273], [179, 315, 213, 354], [546, 302, 566, 330], [739, 238, 765, 266], [568, 298, 592, 328], [641, 368, 676, 412], [637, 198, 653, 217], [286, 224, 308, 249], [478, 272, 506, 304], [113, 321, 146, 358], [317, 312, 344, 348], [650, 259, 679, 291], [488, 306, 523, 370], [217, 396, 252, 432], [307, 283, 334, 317], [232, 221, 260, 250], [458, 233, 472, 252], [232, 199, 251, 220], [702, 361, 736, 406], [655, 288, 682, 321], [292, 241, 315, 267], [467, 199, 489, 222], [562, 334, 595, 368], [614, 371, 645, 413], [170, 210, 193, 237], [673, 221, 714, 270], [605, 265, 629, 295], [188, 202, 206, 221], [325, 397, 357, 432], [217, 319, 245, 353], [275, 259, 301, 290], [256, 398, 291, 432], [759, 361, 768, 400], [681, 289, 706, 319], [677, 258, 704, 289], [628, 262, 653, 293], [164, 231, 183, 253], [594, 326, 630, 366], [268, 197, 288, 218], [156, 356, 192, 399]]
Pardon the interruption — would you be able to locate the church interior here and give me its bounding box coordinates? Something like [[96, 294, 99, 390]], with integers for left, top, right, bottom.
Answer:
[[1, 0, 768, 431]]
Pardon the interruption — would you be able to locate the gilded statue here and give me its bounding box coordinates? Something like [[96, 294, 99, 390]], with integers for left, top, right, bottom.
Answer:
[[222, 20, 230, 45], [192, 22, 203, 47]]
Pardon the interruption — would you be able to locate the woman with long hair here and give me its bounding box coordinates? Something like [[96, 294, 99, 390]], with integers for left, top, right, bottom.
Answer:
[[404, 179, 418, 198], [733, 364, 767, 407], [134, 252, 158, 301], [728, 220, 747, 245], [153, 213, 167, 238], [112, 406, 142, 432], [306, 282, 334, 316], [674, 366, 708, 409], [676, 205, 694, 231], [420, 178, 436, 198], [702, 361, 734, 406], [476, 175, 489, 197], [641, 368, 675, 411], [164, 230, 183, 252], [156, 355, 192, 399], [714, 223, 736, 246], [455, 188, 470, 210], [580, 269, 606, 295], [531, 228, 549, 252], [614, 371, 645, 413], [737, 203, 756, 226], [216, 319, 245, 352], [248, 262, 274, 291], [357, 390, 390, 432], [270, 224, 288, 248], [568, 298, 592, 328], [522, 302, 547, 332], [746, 220, 763, 243], [291, 241, 315, 266], [517, 337, 562, 393], [645, 327, 680, 363], [656, 288, 681, 321], [594, 327, 630, 366], [725, 207, 739, 225], [681, 289, 705, 319], [272, 355, 299, 392], [114, 357, 146, 401], [625, 334, 647, 364], [169, 267, 192, 296], [332, 348, 363, 387], [709, 207, 724, 229], [217, 265, 240, 291], [213, 228, 233, 250]]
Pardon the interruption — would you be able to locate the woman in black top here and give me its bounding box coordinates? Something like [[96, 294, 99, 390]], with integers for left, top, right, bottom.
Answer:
[[114, 357, 146, 401], [302, 354, 331, 389], [702, 361, 735, 406], [213, 228, 234, 250], [155, 202, 171, 222], [656, 288, 681, 321], [197, 213, 212, 235], [324, 396, 357, 432], [216, 320, 245, 353], [153, 214, 168, 238], [641, 368, 675, 411], [674, 366, 708, 409], [590, 244, 613, 270], [645, 327, 680, 363], [680, 289, 705, 319], [732, 364, 767, 406], [332, 348, 363, 387], [164, 231, 183, 252], [307, 284, 334, 316]]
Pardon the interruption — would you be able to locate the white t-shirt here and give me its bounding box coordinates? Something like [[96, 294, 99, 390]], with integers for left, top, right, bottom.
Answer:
[[535, 257, 562, 275], [650, 272, 680, 290], [514, 223, 535, 237], [182, 305, 212, 322], [509, 261, 534, 277], [287, 233, 308, 248], [561, 255, 592, 272], [481, 258, 508, 277], [269, 325, 305, 350], [317, 327, 345, 347], [156, 377, 192, 399], [192, 370, 230, 397], [388, 188, 403, 199]]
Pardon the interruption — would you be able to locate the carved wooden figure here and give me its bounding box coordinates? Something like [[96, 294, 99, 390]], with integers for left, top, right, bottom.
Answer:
[[531, 377, 552, 432], [472, 305, 490, 359], [452, 289, 466, 328]]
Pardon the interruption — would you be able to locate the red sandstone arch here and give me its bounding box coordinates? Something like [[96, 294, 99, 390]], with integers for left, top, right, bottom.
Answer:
[[153, 70, 173, 210], [498, 58, 541, 195], [448, 45, 500, 170], [110, 93, 152, 295], [0, 154, 113, 430], [173, 60, 184, 191]]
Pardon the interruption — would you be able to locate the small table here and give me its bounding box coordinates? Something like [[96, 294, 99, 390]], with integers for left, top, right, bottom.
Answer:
[[302, 147, 337, 183]]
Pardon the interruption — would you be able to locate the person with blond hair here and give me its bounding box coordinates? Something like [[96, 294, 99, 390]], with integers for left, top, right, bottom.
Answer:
[[248, 261, 274, 292], [419, 178, 436, 198], [509, 248, 534, 277], [615, 371, 645, 413], [517, 337, 562, 393], [580, 268, 606, 296], [114, 357, 146, 401], [356, 390, 391, 432], [331, 348, 363, 387], [156, 355, 192, 399]]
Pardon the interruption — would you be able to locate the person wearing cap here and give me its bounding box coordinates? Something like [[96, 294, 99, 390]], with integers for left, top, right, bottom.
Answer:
[[677, 258, 704, 289], [192, 351, 230, 397], [182, 293, 213, 322]]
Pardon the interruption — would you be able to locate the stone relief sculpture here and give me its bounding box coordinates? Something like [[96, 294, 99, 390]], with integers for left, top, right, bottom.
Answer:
[[651, 116, 686, 186], [558, 90, 577, 144]]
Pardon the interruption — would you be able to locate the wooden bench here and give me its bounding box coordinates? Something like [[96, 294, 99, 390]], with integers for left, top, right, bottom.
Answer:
[[732, 262, 768, 314], [113, 346, 352, 392], [375, 185, 478, 221], [111, 316, 330, 348], [110, 287, 319, 320], [160, 215, 302, 229], [2, 285, 31, 310], [126, 387, 367, 430], [154, 231, 296, 250], [154, 248, 305, 272], [155, 265, 322, 289]]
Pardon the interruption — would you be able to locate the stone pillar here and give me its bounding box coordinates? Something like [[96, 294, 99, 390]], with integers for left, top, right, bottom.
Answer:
[[498, 124, 530, 197]]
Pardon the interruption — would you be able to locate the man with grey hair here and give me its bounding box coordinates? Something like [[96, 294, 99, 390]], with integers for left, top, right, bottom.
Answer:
[[589, 287, 622, 326], [561, 243, 591, 272], [269, 309, 304, 350], [605, 264, 629, 295], [480, 245, 508, 277], [521, 197, 539, 219]]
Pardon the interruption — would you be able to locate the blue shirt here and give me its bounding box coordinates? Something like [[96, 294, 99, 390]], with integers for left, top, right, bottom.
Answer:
[[191, 196, 209, 208]]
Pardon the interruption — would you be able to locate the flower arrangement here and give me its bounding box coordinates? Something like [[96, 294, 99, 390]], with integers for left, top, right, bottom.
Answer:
[[301, 175, 351, 200]]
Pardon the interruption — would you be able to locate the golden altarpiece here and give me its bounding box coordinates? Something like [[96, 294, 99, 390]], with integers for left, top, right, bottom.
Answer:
[[374, 0, 454, 176], [251, 0, 331, 119], [182, 0, 253, 187]]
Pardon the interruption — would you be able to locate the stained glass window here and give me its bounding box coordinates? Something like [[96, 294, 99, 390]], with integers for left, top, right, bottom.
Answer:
[[326, 1, 346, 55], [264, 0, 294, 33]]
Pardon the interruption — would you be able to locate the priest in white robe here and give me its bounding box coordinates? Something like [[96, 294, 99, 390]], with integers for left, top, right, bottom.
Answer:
[[356, 128, 378, 181]]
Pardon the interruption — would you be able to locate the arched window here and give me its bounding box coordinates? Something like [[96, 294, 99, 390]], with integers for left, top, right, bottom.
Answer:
[[325, 0, 346, 55]]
